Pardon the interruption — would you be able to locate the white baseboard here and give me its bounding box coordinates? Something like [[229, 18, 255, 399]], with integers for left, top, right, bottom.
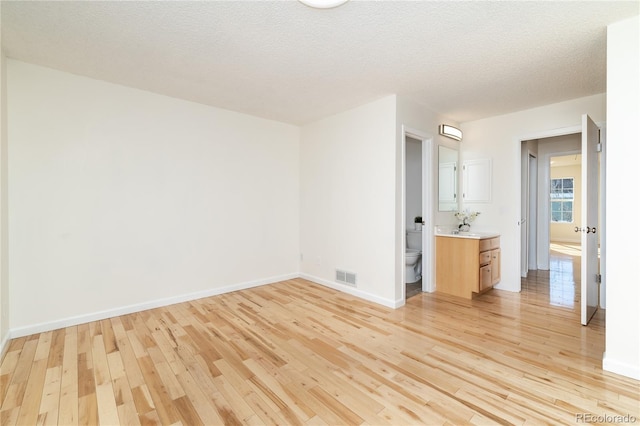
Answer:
[[9, 273, 299, 339], [299, 273, 402, 308], [7, 272, 403, 340], [603, 352, 640, 380], [0, 331, 11, 361]]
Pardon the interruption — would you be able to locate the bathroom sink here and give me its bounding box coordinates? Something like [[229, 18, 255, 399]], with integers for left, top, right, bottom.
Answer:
[[441, 231, 500, 239], [434, 227, 499, 239]]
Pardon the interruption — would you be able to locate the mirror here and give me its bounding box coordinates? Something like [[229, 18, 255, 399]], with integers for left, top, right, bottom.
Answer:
[[439, 146, 458, 211]]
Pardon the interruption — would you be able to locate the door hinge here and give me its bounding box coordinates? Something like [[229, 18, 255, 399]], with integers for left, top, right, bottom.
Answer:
[[596, 143, 602, 153], [596, 273, 602, 284]]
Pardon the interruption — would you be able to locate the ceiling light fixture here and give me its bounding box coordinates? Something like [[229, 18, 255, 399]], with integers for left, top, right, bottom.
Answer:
[[298, 0, 349, 9], [439, 124, 463, 141]]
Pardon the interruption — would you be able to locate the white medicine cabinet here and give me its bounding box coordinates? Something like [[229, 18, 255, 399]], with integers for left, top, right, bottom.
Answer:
[[462, 158, 492, 202]]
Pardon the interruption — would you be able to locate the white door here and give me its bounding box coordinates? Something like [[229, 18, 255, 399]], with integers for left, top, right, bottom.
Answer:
[[520, 146, 529, 277], [528, 154, 537, 271], [520, 150, 537, 278], [581, 114, 600, 325]]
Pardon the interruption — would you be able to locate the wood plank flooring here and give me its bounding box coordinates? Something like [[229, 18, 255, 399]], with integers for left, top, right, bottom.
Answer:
[[1, 248, 639, 425]]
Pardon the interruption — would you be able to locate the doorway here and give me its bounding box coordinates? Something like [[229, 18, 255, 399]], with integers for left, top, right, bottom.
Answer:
[[519, 118, 603, 326], [405, 136, 423, 299], [401, 127, 433, 302], [521, 133, 582, 273]]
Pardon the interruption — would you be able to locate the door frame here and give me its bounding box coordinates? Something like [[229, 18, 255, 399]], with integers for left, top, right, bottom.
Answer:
[[518, 120, 606, 311], [401, 126, 434, 301]]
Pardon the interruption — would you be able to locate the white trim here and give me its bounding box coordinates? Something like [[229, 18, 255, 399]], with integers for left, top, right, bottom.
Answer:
[[401, 126, 435, 298], [519, 125, 581, 142], [9, 273, 298, 338], [421, 136, 435, 293], [400, 127, 407, 300], [0, 331, 11, 360], [603, 352, 640, 380], [6, 270, 406, 340], [300, 273, 400, 308], [6, 271, 405, 340], [598, 123, 607, 310]]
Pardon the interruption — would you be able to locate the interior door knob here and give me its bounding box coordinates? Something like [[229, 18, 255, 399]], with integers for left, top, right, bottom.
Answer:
[[574, 226, 581, 233]]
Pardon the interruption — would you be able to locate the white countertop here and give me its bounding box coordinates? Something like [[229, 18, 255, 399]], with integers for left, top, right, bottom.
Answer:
[[435, 231, 500, 240]]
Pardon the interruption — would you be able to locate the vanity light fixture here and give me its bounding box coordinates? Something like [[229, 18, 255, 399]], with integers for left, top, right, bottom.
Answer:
[[439, 124, 463, 141], [298, 0, 349, 9]]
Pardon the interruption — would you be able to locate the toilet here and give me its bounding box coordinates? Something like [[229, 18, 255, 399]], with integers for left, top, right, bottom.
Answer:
[[406, 229, 422, 283]]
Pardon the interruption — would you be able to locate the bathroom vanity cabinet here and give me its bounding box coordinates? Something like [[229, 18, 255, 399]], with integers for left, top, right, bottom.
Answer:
[[435, 234, 500, 299]]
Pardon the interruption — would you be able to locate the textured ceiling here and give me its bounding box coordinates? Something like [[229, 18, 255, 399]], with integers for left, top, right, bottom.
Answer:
[[2, 1, 638, 125]]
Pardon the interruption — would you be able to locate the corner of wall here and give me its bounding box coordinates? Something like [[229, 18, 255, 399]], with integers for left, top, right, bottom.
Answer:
[[0, 30, 11, 359]]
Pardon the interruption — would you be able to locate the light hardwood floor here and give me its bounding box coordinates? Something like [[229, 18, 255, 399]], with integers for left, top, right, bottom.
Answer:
[[1, 248, 638, 425]]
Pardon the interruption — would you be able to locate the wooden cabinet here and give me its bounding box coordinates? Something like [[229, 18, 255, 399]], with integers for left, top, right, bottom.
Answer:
[[436, 235, 500, 299], [491, 248, 501, 285]]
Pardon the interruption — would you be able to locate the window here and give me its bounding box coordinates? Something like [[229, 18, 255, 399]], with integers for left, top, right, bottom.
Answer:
[[550, 178, 574, 223]]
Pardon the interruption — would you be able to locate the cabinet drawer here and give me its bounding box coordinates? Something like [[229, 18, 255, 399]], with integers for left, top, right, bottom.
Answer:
[[479, 251, 492, 266], [480, 237, 500, 251], [480, 265, 493, 291], [490, 237, 500, 249]]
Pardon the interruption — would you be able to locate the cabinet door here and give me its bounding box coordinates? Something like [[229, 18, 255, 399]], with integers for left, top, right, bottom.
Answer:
[[491, 248, 501, 284], [462, 158, 492, 202], [480, 265, 493, 291]]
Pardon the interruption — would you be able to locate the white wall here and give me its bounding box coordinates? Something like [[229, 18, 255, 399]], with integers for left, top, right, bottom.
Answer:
[[0, 8, 10, 355], [299, 95, 457, 306], [299, 96, 397, 305], [460, 94, 606, 294], [8, 61, 301, 336], [604, 15, 640, 380]]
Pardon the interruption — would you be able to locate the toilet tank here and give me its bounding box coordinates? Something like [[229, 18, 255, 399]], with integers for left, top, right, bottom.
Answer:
[[407, 230, 422, 250]]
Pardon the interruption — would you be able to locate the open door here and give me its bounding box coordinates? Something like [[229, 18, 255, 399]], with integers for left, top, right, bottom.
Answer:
[[581, 114, 600, 325], [520, 146, 529, 277], [520, 148, 538, 278]]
